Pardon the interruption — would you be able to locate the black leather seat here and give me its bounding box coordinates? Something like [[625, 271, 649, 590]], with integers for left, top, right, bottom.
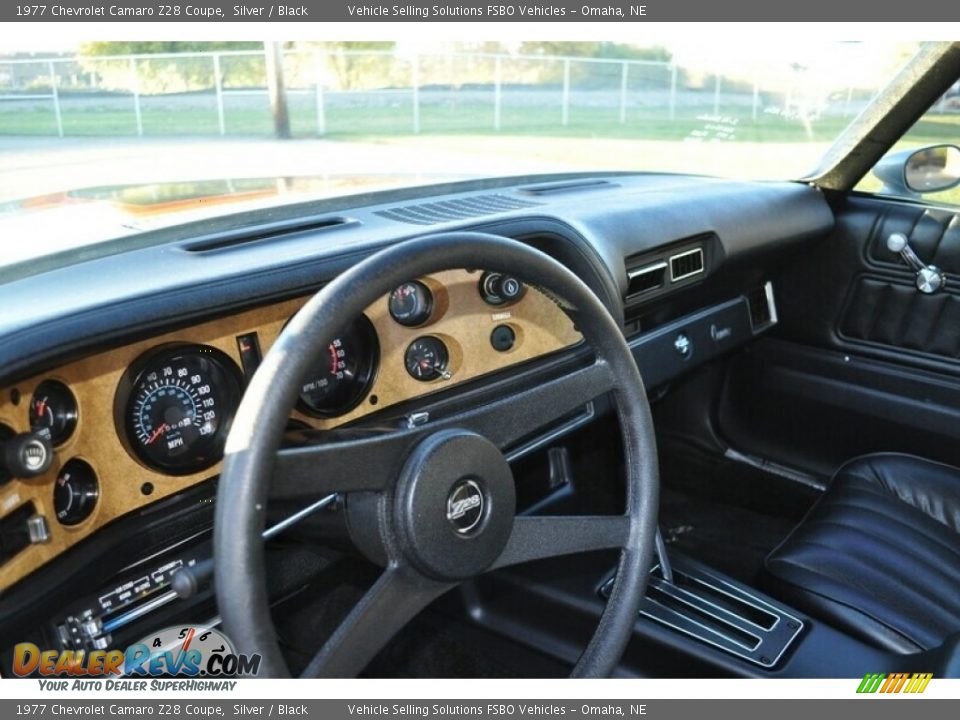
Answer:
[[764, 453, 960, 653]]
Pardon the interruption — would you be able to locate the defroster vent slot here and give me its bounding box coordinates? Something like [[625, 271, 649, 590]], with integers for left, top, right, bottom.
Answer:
[[374, 194, 540, 225], [184, 215, 357, 252]]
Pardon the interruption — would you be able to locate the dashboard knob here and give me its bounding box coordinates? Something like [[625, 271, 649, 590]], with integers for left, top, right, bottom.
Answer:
[[480, 272, 524, 305], [0, 431, 53, 481], [490, 324, 517, 352], [500, 276, 524, 301]]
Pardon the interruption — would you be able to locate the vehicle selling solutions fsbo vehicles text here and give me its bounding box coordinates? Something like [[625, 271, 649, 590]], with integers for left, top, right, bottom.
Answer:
[[346, 5, 647, 17]]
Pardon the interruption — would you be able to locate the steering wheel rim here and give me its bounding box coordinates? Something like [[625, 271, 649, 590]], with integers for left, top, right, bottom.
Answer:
[[214, 232, 659, 678]]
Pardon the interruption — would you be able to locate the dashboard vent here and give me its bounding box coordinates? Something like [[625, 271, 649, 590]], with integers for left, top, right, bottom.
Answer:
[[184, 216, 357, 252], [670, 248, 704, 282], [375, 194, 540, 225], [747, 282, 778, 331], [626, 261, 667, 298], [518, 179, 618, 196]]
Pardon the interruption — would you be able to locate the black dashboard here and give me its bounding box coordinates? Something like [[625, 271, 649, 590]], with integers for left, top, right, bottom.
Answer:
[[0, 171, 835, 666]]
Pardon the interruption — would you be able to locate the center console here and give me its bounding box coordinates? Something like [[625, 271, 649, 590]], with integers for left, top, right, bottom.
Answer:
[[599, 536, 803, 669], [460, 538, 895, 678]]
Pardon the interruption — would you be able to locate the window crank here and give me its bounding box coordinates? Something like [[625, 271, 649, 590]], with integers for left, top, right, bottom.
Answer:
[[886, 233, 946, 294]]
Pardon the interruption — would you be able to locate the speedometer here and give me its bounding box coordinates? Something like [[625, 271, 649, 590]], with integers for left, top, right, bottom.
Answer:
[[116, 345, 242, 475]]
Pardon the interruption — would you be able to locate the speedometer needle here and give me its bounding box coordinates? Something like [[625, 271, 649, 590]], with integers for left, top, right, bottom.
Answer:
[[146, 424, 169, 445]]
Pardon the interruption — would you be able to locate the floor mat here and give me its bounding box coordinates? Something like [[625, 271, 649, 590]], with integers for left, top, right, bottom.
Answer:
[[364, 609, 568, 678], [658, 487, 797, 585]]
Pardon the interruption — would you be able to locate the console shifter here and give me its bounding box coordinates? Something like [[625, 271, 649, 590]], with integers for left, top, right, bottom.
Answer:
[[887, 232, 946, 294], [601, 526, 804, 668], [654, 528, 674, 584]]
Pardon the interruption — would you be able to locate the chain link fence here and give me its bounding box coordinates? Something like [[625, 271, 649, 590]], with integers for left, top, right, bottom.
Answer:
[[0, 49, 905, 140]]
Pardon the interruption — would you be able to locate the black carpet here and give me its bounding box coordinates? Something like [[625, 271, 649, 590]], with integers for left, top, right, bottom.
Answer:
[[658, 487, 797, 585]]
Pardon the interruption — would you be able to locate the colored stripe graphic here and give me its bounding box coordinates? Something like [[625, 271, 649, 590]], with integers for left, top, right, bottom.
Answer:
[[856, 673, 885, 693], [857, 673, 933, 694]]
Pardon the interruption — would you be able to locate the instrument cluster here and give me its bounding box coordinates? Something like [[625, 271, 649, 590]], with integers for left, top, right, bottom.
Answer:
[[0, 268, 578, 591]]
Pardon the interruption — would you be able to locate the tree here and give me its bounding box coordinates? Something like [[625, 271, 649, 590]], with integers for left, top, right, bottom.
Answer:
[[78, 41, 266, 95], [79, 42, 261, 55], [264, 41, 290, 139], [297, 42, 397, 91], [519, 42, 671, 63]]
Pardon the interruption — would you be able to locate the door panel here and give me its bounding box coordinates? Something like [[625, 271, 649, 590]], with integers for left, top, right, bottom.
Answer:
[[718, 194, 960, 479], [720, 338, 960, 478], [840, 276, 960, 358]]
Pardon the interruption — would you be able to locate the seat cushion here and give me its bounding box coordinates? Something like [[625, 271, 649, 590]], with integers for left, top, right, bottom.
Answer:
[[764, 453, 960, 653]]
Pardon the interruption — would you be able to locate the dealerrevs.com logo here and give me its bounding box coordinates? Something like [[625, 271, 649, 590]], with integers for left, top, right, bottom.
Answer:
[[13, 626, 261, 679]]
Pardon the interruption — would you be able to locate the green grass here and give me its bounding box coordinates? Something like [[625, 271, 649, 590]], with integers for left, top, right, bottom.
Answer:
[[0, 100, 942, 142], [5, 98, 959, 146]]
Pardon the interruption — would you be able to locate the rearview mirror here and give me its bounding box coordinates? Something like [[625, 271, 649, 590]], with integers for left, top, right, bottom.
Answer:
[[904, 145, 960, 193], [873, 144, 960, 197]]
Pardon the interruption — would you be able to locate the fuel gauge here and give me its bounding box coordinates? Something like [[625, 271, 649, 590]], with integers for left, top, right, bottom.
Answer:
[[389, 281, 434, 327], [29, 380, 78, 446]]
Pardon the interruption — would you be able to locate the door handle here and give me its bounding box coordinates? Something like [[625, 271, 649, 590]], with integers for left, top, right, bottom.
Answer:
[[886, 233, 946, 294]]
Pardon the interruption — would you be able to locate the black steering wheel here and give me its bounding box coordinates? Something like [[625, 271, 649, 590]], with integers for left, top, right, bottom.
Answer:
[[214, 232, 659, 678]]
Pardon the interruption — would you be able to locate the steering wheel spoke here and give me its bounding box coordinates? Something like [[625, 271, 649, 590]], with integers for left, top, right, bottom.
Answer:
[[491, 515, 631, 570], [271, 431, 411, 499], [302, 563, 456, 678], [446, 357, 616, 453], [270, 358, 614, 501]]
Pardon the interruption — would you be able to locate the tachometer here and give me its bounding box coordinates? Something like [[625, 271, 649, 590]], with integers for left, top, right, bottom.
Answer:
[[116, 345, 242, 475], [297, 315, 379, 418]]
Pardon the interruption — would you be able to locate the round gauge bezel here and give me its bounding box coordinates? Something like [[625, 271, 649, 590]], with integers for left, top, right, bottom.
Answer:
[[53, 458, 99, 527], [388, 280, 434, 327], [296, 314, 380, 419], [114, 344, 243, 476], [404, 335, 450, 382], [29, 379, 79, 447]]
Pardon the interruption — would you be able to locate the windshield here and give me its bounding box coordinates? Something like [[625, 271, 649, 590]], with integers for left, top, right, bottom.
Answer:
[[0, 40, 923, 267]]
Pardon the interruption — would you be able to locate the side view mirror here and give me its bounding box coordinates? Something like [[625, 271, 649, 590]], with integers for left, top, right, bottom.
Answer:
[[873, 144, 960, 197]]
